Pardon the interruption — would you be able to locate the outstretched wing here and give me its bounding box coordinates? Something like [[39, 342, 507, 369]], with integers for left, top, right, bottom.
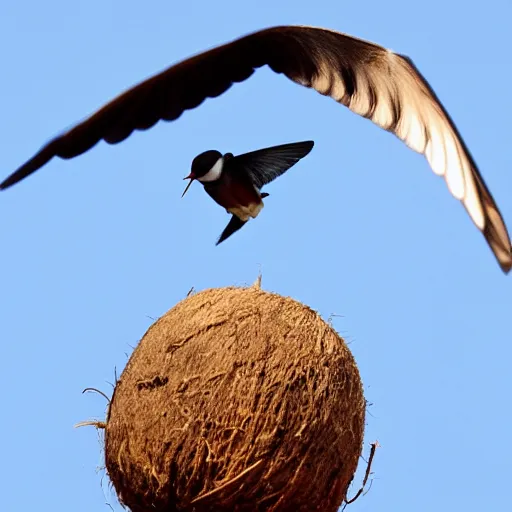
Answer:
[[232, 140, 314, 189], [216, 215, 247, 245], [2, 25, 510, 271]]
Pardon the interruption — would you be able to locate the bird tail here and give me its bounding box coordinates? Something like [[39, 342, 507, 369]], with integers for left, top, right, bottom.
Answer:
[[216, 215, 247, 245]]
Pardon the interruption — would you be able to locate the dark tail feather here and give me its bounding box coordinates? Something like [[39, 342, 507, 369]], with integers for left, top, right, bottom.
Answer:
[[216, 215, 247, 245]]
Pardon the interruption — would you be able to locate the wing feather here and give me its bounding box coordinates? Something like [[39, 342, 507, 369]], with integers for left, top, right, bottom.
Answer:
[[232, 140, 314, 190], [263, 27, 510, 271], [2, 25, 510, 271]]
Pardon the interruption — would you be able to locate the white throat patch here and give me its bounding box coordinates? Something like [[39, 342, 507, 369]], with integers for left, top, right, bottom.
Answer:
[[198, 157, 224, 182]]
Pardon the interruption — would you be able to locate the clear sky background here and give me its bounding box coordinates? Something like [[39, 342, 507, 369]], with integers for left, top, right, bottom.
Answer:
[[1, 1, 510, 511]]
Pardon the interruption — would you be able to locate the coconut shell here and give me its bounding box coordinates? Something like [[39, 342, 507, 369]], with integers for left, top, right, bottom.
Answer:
[[105, 285, 365, 512]]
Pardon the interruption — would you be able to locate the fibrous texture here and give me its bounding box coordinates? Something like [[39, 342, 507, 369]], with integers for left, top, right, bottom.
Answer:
[[105, 286, 365, 511]]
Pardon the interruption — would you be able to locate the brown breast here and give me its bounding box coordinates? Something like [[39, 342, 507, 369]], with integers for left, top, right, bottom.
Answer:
[[204, 170, 262, 215]]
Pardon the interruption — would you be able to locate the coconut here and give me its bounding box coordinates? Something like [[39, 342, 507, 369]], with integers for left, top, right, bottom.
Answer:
[[105, 285, 365, 511]]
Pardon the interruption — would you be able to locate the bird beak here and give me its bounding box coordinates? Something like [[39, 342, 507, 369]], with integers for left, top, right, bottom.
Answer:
[[181, 172, 195, 198]]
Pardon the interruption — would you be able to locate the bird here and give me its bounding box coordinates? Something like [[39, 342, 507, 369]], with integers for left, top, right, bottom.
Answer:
[[182, 140, 314, 244], [1, 25, 510, 272]]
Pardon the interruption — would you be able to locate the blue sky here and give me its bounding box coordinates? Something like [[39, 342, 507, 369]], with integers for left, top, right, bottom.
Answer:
[[1, 1, 511, 511]]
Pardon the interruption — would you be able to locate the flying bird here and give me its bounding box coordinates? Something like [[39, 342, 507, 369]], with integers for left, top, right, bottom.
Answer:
[[1, 25, 510, 272], [182, 141, 314, 244]]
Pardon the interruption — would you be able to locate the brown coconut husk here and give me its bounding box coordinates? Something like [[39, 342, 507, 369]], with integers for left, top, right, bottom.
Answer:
[[105, 284, 365, 512]]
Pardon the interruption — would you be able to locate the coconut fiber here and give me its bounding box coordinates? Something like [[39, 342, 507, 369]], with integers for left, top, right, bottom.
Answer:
[[105, 285, 365, 512]]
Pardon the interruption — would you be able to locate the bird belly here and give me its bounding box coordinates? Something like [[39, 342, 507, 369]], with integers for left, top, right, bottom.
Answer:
[[205, 178, 263, 221], [228, 202, 264, 221]]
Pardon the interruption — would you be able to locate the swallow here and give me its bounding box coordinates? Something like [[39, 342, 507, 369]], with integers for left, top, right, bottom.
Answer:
[[1, 25, 510, 272], [182, 140, 314, 244]]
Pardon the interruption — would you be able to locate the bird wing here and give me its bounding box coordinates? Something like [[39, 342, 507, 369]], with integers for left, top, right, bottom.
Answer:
[[2, 25, 510, 271], [231, 140, 314, 190], [216, 215, 247, 245]]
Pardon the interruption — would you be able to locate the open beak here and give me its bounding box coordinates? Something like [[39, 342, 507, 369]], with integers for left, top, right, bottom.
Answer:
[[181, 172, 195, 198]]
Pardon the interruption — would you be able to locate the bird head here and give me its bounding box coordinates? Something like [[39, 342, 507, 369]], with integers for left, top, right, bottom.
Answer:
[[182, 150, 224, 198]]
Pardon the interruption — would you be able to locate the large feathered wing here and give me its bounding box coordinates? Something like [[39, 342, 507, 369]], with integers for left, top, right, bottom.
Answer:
[[1, 25, 510, 271], [231, 140, 314, 189]]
